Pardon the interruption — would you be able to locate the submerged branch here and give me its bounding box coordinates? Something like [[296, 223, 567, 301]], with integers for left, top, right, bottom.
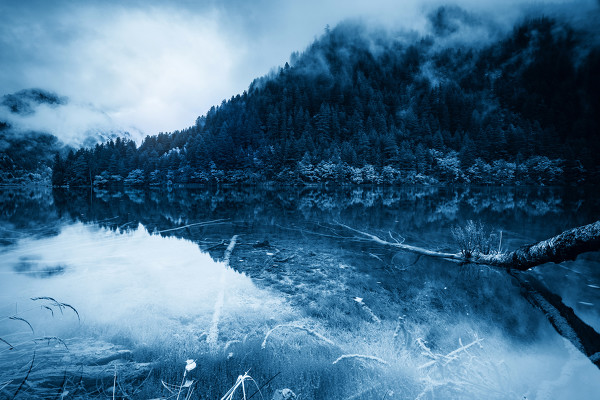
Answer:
[[336, 223, 463, 262], [337, 220, 600, 271], [337, 220, 600, 369]]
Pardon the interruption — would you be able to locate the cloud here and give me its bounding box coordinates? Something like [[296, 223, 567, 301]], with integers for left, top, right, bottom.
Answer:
[[0, 90, 134, 148], [0, 0, 597, 147], [0, 2, 242, 140]]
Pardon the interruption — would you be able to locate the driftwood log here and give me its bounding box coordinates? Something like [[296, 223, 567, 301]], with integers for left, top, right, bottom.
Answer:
[[338, 220, 600, 271], [476, 220, 600, 270], [338, 220, 600, 369]]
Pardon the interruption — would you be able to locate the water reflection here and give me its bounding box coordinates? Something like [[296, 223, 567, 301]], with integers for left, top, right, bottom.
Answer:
[[0, 222, 294, 346], [0, 185, 599, 399], [14, 255, 67, 278]]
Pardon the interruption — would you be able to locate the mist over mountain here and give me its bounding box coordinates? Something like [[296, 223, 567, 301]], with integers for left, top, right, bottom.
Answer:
[[0, 88, 141, 146], [13, 5, 600, 186], [0, 88, 138, 184]]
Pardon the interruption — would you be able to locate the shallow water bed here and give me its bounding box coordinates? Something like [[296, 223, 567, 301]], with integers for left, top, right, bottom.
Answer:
[[1, 185, 599, 399]]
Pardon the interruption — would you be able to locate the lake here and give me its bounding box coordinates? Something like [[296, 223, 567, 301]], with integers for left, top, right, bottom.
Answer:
[[1, 185, 599, 399]]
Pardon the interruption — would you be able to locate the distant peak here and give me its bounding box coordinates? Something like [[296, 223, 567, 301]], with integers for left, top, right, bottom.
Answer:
[[1, 88, 68, 115]]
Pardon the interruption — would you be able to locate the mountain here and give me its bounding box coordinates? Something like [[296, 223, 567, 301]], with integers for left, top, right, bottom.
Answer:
[[49, 8, 600, 186], [0, 90, 62, 184], [1, 88, 67, 115], [0, 89, 135, 185]]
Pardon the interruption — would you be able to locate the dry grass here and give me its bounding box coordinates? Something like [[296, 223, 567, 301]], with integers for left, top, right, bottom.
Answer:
[[451, 220, 499, 258], [0, 305, 517, 400], [220, 370, 262, 400]]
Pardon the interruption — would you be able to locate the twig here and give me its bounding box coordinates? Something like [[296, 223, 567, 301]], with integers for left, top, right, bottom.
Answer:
[[0, 337, 14, 350], [247, 371, 281, 400], [8, 317, 34, 334], [332, 354, 388, 366], [130, 367, 154, 396], [262, 324, 336, 349], [418, 337, 484, 369], [498, 230, 502, 254], [53, 370, 68, 400], [157, 219, 229, 234], [112, 365, 116, 400], [204, 241, 226, 251], [0, 380, 12, 392], [336, 222, 462, 261]]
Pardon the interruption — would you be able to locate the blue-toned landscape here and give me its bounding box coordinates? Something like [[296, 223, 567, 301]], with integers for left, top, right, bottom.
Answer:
[[1, 186, 599, 398], [1, 0, 600, 398]]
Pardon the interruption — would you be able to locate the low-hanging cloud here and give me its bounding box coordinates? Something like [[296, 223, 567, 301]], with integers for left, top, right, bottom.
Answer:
[[0, 2, 243, 143], [0, 90, 136, 148], [0, 0, 597, 147]]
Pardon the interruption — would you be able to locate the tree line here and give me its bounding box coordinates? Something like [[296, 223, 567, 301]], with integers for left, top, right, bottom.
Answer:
[[52, 13, 600, 187]]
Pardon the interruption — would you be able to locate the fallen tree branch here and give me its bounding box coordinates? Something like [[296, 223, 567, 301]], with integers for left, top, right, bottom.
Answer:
[[474, 220, 600, 270], [337, 220, 600, 369], [337, 220, 600, 271], [336, 223, 463, 261]]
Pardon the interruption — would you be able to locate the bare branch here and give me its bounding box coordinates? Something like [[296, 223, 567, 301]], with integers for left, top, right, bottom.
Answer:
[[336, 222, 463, 262], [337, 220, 600, 271]]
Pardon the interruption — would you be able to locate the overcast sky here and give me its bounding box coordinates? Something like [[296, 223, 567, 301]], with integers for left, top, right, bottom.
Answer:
[[0, 0, 597, 144]]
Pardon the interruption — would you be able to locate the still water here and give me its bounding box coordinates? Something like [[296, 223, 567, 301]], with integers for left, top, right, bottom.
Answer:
[[0, 185, 599, 399]]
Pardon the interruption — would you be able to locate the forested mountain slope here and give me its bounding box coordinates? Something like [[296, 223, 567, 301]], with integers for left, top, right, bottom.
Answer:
[[53, 8, 600, 186]]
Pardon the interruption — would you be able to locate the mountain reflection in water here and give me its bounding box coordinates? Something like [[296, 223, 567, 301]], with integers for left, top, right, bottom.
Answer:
[[0, 185, 599, 399]]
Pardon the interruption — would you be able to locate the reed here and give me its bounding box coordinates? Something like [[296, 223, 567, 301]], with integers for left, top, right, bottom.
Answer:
[[220, 371, 261, 400]]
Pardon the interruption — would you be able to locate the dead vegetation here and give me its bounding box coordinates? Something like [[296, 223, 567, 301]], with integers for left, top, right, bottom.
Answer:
[[336, 220, 600, 271]]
